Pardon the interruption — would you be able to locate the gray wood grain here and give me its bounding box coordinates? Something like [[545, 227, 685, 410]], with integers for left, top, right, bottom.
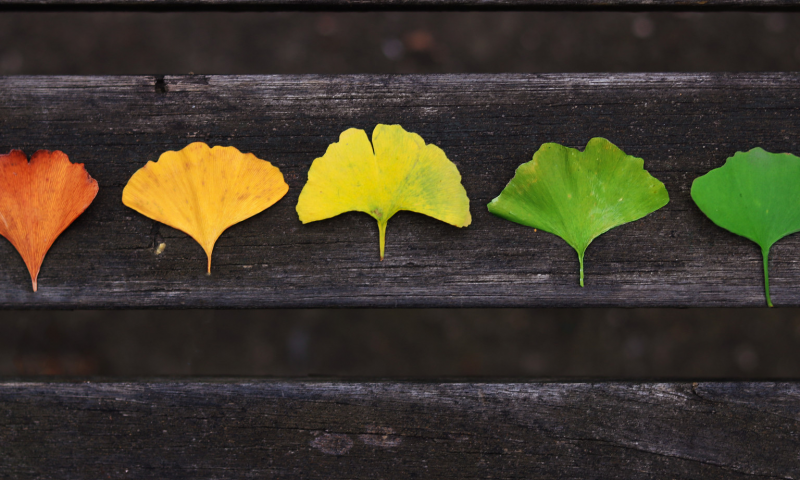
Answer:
[[1, 0, 799, 10], [0, 380, 798, 479], [2, 74, 800, 308]]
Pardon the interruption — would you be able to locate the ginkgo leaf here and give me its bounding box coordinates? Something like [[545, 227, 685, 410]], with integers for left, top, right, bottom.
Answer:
[[122, 142, 288, 273], [691, 147, 800, 307], [296, 124, 471, 259], [0, 149, 98, 292], [487, 138, 669, 286]]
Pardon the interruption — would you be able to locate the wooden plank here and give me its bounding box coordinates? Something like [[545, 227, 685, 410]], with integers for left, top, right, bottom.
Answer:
[[1, 0, 799, 10], [2, 73, 800, 308], [0, 380, 797, 478]]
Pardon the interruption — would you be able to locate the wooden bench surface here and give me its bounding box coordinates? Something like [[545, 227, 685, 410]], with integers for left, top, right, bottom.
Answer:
[[2, 73, 800, 308], [1, 0, 798, 9], [0, 380, 796, 478]]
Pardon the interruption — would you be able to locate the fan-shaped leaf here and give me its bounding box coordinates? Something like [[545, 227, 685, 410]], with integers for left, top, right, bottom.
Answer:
[[691, 147, 800, 307], [0, 150, 98, 291], [296, 124, 471, 259], [122, 142, 288, 273], [487, 138, 669, 286]]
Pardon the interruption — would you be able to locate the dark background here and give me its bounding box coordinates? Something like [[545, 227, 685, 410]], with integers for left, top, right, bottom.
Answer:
[[1, 11, 799, 377]]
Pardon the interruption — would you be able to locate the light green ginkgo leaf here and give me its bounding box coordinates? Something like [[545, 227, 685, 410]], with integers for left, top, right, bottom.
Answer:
[[691, 147, 800, 307], [487, 137, 669, 286]]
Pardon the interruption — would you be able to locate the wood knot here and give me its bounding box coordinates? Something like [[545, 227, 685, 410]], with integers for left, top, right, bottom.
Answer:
[[310, 433, 353, 456]]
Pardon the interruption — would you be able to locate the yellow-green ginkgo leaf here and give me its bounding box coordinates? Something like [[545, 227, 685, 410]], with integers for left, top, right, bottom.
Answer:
[[296, 124, 471, 259], [122, 142, 289, 273]]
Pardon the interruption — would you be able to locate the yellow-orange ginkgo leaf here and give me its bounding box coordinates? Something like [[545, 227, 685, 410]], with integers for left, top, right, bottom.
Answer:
[[122, 142, 289, 273], [296, 124, 471, 259]]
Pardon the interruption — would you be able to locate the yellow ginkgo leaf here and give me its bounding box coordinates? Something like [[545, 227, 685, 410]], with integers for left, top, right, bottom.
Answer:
[[296, 124, 471, 259], [122, 142, 289, 273]]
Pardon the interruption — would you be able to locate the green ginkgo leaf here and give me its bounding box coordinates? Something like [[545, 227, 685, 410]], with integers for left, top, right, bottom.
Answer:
[[487, 138, 669, 286], [691, 147, 800, 307]]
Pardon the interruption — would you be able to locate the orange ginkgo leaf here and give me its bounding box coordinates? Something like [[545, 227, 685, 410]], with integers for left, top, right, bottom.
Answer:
[[0, 150, 99, 292], [122, 142, 289, 273]]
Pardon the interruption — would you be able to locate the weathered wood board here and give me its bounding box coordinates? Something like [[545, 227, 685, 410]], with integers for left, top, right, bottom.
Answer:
[[2, 73, 800, 308], [0, 380, 797, 479], [1, 0, 799, 10]]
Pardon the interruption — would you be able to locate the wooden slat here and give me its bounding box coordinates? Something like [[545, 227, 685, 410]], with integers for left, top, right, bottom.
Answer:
[[1, 0, 799, 9], [2, 73, 800, 308], [0, 380, 797, 478]]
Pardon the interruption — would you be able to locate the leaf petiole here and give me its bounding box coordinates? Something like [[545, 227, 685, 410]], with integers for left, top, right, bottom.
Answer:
[[762, 246, 773, 308], [378, 221, 388, 261]]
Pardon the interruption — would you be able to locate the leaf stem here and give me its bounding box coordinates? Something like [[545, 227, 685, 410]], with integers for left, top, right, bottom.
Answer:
[[578, 251, 584, 288], [762, 247, 773, 307], [378, 221, 387, 261]]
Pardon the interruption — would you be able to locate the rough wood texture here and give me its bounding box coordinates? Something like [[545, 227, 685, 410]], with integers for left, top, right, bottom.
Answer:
[[2, 74, 800, 308], [1, 0, 799, 10], [0, 380, 797, 479]]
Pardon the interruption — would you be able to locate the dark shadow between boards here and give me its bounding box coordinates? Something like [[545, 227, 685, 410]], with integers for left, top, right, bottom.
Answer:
[[1, 308, 798, 377]]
